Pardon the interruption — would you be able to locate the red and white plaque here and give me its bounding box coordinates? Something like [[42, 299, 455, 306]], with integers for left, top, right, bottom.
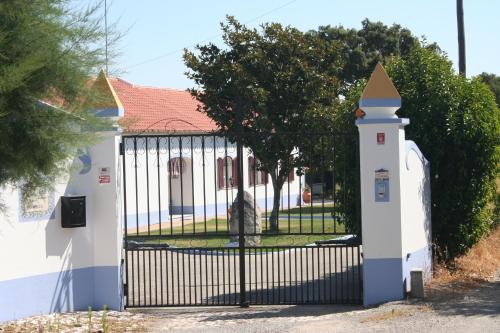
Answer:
[[99, 167, 111, 184], [377, 132, 385, 145]]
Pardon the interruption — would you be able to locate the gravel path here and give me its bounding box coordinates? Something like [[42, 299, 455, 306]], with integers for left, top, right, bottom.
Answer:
[[2, 275, 497, 332], [138, 274, 499, 333]]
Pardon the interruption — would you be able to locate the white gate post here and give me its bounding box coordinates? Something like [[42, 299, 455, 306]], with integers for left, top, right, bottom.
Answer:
[[88, 131, 123, 310], [356, 64, 409, 306]]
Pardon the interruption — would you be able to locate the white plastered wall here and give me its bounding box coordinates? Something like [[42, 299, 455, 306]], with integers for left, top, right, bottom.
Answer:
[[0, 133, 122, 281]]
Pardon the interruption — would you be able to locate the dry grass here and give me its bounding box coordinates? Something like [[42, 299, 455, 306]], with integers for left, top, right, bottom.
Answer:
[[432, 226, 500, 285], [360, 306, 431, 323]]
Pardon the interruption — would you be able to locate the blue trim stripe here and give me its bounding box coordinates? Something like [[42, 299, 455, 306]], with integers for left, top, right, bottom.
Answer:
[[359, 98, 401, 108], [0, 266, 121, 322], [356, 118, 410, 125], [127, 194, 301, 228], [93, 107, 124, 117]]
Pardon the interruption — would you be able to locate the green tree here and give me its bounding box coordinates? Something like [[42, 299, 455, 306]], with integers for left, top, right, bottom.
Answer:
[[309, 19, 436, 93], [477, 72, 500, 106], [338, 46, 499, 258], [184, 17, 343, 231], [0, 0, 114, 197]]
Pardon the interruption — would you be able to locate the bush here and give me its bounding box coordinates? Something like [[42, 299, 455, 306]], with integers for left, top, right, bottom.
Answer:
[[338, 46, 500, 259]]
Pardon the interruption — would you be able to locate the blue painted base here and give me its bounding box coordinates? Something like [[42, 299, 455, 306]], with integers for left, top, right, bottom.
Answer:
[[363, 258, 404, 306], [363, 246, 432, 306], [0, 266, 122, 323]]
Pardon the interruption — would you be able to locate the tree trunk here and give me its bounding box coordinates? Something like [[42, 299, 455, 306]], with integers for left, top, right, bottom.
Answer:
[[456, 0, 466, 75], [269, 173, 283, 232]]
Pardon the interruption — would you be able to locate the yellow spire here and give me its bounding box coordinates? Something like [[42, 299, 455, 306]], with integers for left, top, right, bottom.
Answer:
[[91, 69, 124, 117], [361, 63, 400, 99], [358, 63, 401, 119]]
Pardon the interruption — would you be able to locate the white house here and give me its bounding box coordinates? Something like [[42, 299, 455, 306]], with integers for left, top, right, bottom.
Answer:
[[93, 72, 304, 231]]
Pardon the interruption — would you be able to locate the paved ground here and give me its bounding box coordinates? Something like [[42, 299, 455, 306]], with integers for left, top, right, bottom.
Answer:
[[126, 246, 362, 306], [136, 274, 499, 333], [1, 275, 497, 332]]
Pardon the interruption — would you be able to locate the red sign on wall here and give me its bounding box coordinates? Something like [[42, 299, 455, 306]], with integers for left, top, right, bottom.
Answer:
[[377, 132, 385, 145], [99, 167, 111, 184]]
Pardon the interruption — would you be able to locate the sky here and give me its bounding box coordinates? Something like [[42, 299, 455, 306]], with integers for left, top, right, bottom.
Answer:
[[96, 0, 499, 90]]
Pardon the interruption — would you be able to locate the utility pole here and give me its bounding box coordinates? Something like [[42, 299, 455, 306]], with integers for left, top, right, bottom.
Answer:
[[456, 0, 466, 75], [104, 0, 109, 73]]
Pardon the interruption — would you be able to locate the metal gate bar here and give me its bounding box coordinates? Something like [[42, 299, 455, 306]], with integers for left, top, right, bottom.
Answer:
[[125, 244, 362, 307], [121, 133, 362, 308]]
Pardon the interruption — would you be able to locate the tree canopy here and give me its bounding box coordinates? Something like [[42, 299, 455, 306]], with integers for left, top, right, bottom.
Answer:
[[337, 46, 499, 258], [184, 16, 343, 230], [309, 19, 437, 93], [388, 47, 499, 258], [477, 72, 500, 107], [0, 0, 113, 196]]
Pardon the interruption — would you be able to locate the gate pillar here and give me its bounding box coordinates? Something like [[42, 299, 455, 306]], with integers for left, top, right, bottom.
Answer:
[[356, 64, 409, 306]]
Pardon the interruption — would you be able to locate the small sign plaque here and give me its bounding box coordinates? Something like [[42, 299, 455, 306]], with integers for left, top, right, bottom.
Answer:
[[375, 169, 389, 179], [99, 167, 111, 184], [377, 132, 385, 145], [374, 169, 389, 202]]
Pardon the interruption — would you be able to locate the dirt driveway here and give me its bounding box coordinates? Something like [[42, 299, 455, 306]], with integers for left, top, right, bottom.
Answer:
[[137, 276, 499, 333]]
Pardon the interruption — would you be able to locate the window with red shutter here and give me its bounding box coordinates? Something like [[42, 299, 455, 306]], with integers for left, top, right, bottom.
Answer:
[[217, 156, 236, 189], [231, 156, 238, 187], [168, 157, 186, 179], [249, 156, 267, 186], [262, 170, 269, 184], [248, 157, 254, 186], [217, 158, 224, 189]]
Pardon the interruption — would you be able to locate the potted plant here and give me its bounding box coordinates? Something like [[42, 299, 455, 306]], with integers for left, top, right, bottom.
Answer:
[[302, 185, 311, 204]]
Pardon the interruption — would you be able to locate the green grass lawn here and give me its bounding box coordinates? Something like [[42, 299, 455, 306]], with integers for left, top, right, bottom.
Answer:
[[130, 204, 347, 248]]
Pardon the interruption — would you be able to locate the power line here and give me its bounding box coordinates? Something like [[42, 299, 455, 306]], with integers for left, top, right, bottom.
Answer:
[[127, 0, 297, 69]]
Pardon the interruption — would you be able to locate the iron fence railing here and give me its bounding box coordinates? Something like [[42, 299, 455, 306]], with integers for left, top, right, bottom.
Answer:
[[121, 132, 362, 307]]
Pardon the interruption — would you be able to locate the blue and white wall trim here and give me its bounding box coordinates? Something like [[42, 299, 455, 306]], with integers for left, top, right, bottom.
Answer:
[[0, 133, 123, 322]]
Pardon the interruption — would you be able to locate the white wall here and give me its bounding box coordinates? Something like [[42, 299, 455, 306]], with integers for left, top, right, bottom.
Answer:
[[401, 141, 432, 288], [358, 119, 432, 306], [0, 132, 123, 322]]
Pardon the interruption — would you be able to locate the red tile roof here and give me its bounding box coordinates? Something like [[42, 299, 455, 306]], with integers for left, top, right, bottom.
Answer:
[[109, 78, 217, 133]]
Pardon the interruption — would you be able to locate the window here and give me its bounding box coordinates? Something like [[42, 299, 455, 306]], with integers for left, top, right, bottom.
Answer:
[[248, 156, 269, 186], [217, 156, 238, 189], [248, 156, 296, 186], [168, 157, 186, 178]]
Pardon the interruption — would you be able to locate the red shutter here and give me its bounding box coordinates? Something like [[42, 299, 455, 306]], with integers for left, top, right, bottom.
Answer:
[[232, 156, 238, 188], [248, 157, 254, 186], [217, 158, 224, 189], [263, 170, 269, 184], [288, 168, 295, 182]]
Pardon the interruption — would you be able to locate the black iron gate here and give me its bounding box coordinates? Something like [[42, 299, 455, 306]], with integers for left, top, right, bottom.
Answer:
[[122, 133, 362, 307]]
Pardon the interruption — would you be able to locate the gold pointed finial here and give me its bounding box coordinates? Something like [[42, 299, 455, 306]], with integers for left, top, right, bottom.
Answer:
[[90, 68, 124, 117], [359, 63, 401, 119], [361, 63, 400, 99]]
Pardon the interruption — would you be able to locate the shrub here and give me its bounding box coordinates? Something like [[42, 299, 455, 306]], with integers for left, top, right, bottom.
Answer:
[[338, 46, 500, 259]]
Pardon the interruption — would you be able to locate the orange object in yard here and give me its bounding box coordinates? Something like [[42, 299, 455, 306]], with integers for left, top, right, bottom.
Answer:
[[302, 189, 311, 204]]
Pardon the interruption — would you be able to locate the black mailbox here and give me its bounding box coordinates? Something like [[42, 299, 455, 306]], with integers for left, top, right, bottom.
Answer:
[[61, 196, 86, 228]]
